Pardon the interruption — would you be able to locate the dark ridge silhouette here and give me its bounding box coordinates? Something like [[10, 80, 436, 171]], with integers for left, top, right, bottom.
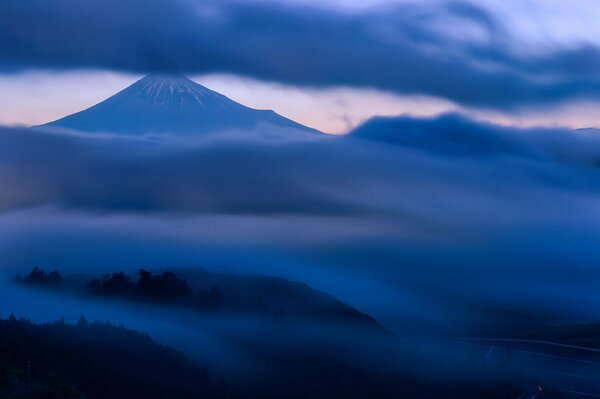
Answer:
[[0, 315, 223, 399]]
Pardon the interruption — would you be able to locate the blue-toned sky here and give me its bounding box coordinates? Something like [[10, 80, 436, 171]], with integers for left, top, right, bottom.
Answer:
[[2, 0, 600, 132]]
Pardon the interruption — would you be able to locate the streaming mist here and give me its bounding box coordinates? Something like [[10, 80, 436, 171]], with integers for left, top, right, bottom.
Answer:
[[2, 115, 600, 395]]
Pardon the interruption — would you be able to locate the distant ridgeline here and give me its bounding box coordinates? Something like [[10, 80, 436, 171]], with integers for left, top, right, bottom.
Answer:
[[17, 268, 222, 310], [15, 267, 385, 331], [0, 315, 222, 399]]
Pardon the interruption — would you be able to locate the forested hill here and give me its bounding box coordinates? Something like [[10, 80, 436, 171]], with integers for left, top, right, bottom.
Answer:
[[16, 267, 387, 334], [0, 315, 224, 399]]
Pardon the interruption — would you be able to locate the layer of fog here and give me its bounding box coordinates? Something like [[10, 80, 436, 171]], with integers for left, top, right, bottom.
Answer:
[[1, 115, 600, 337]]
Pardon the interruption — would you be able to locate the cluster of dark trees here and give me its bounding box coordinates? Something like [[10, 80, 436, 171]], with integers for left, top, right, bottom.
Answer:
[[0, 315, 226, 399], [14, 267, 61, 286], [88, 269, 220, 308], [15, 268, 278, 317]]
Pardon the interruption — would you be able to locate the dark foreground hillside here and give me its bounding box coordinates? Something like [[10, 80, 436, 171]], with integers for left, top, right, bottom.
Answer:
[[0, 316, 224, 399], [11, 269, 581, 398]]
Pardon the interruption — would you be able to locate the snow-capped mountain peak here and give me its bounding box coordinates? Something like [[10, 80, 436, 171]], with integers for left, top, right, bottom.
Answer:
[[132, 74, 236, 109], [41, 74, 319, 135]]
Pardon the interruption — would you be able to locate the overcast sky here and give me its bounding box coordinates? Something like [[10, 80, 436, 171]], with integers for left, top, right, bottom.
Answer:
[[2, 0, 600, 132]]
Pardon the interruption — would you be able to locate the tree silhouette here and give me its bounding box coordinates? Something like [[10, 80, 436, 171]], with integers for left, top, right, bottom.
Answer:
[[88, 272, 135, 296], [17, 267, 61, 286]]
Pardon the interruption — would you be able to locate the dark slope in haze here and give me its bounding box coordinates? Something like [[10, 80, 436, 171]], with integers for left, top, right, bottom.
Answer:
[[0, 316, 219, 399], [17, 267, 387, 334]]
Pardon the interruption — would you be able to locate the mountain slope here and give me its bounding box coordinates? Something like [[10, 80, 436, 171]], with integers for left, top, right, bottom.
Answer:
[[41, 74, 320, 135], [18, 267, 387, 334], [0, 316, 219, 399]]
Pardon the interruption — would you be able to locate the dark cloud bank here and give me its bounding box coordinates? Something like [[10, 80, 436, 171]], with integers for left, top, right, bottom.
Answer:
[[1, 114, 600, 336], [3, 0, 600, 109]]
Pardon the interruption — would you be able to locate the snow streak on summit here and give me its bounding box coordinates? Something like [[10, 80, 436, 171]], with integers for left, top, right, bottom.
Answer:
[[42, 74, 320, 136], [135, 74, 240, 109]]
